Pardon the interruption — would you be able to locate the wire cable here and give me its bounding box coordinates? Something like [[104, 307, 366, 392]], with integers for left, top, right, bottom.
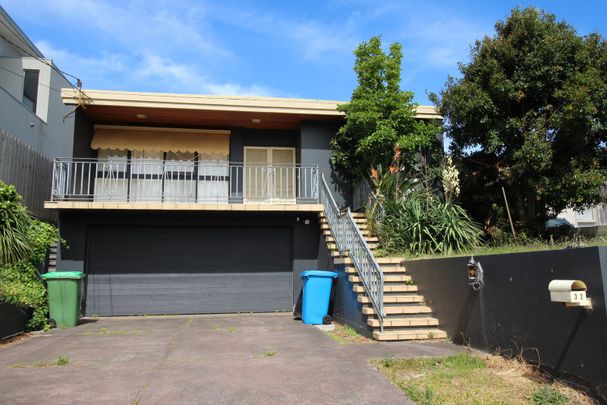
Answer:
[[0, 18, 81, 85]]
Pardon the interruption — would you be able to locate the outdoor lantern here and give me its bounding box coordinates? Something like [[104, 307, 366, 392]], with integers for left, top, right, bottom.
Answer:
[[467, 256, 484, 291]]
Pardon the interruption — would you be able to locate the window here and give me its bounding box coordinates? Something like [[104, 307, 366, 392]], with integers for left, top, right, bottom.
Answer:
[[22, 69, 39, 114], [94, 149, 129, 201]]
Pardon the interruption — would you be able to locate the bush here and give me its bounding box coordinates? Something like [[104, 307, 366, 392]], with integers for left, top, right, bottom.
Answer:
[[0, 219, 59, 330], [379, 194, 482, 256], [0, 181, 33, 265]]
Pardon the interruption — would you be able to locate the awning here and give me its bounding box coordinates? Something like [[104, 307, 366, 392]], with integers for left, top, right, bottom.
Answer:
[[91, 125, 230, 155]]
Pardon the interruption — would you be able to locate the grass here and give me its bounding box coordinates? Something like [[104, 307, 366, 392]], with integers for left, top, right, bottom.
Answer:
[[55, 356, 70, 366], [262, 350, 277, 358], [326, 323, 373, 344], [212, 325, 237, 333], [375, 234, 607, 260], [374, 352, 595, 405], [77, 328, 141, 336]]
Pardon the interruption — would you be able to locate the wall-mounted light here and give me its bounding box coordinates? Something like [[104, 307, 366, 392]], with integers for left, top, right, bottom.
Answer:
[[251, 118, 261, 124], [135, 113, 147, 119], [467, 256, 484, 291]]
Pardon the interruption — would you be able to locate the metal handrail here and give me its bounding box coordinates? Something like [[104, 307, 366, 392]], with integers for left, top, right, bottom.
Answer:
[[319, 174, 385, 331], [50, 158, 319, 204], [368, 191, 386, 224]]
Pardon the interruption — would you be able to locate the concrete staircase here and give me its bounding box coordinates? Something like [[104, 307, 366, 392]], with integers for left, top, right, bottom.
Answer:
[[47, 242, 58, 272], [320, 212, 447, 341]]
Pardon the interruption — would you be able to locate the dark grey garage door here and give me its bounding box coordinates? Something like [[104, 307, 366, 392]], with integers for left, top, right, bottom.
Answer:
[[85, 226, 292, 316]]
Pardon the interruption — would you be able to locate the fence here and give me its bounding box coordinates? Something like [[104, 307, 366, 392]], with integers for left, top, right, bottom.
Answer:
[[0, 128, 54, 220]]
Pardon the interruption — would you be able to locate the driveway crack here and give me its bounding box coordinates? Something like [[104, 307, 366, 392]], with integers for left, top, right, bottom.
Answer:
[[130, 317, 193, 404]]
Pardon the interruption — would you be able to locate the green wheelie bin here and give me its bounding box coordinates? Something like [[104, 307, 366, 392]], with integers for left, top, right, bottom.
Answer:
[[41, 271, 85, 328]]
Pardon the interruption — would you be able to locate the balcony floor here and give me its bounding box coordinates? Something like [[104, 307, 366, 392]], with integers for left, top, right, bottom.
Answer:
[[44, 201, 323, 212]]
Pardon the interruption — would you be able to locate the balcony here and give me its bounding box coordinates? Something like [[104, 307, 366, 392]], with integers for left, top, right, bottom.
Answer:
[[46, 158, 321, 212]]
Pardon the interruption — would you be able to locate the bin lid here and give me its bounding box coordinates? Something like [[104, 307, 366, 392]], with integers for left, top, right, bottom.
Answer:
[[41, 271, 85, 280], [300, 270, 338, 279]]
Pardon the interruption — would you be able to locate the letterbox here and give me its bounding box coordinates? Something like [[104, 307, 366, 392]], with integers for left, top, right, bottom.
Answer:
[[548, 280, 591, 308]]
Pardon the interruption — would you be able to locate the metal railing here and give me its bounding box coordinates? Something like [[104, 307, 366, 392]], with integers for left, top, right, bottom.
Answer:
[[319, 174, 385, 331], [368, 191, 386, 223], [51, 158, 319, 204]]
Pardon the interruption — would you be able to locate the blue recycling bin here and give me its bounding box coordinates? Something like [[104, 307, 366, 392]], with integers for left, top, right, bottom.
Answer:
[[300, 270, 338, 324]]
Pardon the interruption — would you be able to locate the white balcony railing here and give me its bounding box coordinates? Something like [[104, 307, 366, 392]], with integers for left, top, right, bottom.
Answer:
[[51, 158, 319, 204]]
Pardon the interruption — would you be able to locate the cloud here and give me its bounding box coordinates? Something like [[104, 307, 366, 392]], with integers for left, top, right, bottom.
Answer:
[[213, 7, 359, 61], [133, 53, 286, 96], [402, 13, 489, 69], [35, 40, 128, 88]]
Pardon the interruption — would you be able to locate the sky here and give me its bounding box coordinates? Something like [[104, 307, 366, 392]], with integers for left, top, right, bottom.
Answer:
[[3, 0, 607, 105]]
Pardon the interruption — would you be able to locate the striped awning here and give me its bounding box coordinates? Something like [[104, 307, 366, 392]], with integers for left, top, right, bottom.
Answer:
[[91, 125, 230, 154]]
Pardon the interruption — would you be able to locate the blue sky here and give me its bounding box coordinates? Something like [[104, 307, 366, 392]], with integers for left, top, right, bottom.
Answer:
[[3, 0, 606, 105]]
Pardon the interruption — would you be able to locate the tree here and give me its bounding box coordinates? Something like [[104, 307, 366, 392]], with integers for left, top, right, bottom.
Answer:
[[332, 36, 439, 180], [431, 7, 607, 234]]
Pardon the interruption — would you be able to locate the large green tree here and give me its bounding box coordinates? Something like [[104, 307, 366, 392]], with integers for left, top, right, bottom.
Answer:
[[332, 36, 439, 179], [431, 7, 607, 233]]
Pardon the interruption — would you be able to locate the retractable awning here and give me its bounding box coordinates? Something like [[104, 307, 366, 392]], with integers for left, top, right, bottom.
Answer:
[[91, 125, 230, 154]]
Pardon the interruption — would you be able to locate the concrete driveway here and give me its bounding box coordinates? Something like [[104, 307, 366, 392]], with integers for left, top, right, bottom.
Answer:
[[0, 314, 461, 404]]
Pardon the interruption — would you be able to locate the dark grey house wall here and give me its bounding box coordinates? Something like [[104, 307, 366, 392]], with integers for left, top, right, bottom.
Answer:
[[57, 210, 321, 305], [406, 247, 607, 401], [72, 109, 95, 159], [229, 128, 298, 162], [298, 121, 351, 208]]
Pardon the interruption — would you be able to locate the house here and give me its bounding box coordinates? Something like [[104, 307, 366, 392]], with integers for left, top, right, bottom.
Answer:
[[0, 6, 75, 219], [558, 205, 607, 235], [45, 88, 443, 339]]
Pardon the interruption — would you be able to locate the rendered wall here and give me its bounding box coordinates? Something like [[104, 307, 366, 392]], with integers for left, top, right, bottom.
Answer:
[[298, 121, 351, 209]]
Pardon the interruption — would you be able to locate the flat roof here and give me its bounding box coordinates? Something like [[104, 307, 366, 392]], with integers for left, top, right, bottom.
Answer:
[[61, 88, 441, 119]]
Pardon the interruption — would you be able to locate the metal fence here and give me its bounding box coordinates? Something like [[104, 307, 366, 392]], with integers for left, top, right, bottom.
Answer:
[[0, 128, 54, 220], [319, 174, 385, 330], [51, 158, 319, 204]]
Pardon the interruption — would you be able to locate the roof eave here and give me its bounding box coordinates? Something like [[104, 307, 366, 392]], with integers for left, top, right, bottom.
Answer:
[[61, 88, 442, 120]]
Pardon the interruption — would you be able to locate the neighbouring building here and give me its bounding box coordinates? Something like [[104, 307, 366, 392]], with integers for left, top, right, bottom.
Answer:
[[0, 6, 75, 218]]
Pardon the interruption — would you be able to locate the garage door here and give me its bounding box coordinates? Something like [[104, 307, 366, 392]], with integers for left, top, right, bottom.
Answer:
[[85, 226, 292, 316]]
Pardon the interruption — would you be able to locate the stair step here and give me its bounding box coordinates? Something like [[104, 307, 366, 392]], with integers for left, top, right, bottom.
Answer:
[[345, 266, 405, 274], [320, 218, 367, 225], [368, 317, 440, 328], [358, 294, 424, 304], [363, 305, 432, 315], [323, 229, 373, 237], [353, 284, 418, 293], [327, 243, 379, 251], [320, 223, 368, 230], [325, 235, 379, 243], [349, 274, 411, 283], [334, 257, 405, 265], [373, 329, 448, 341]]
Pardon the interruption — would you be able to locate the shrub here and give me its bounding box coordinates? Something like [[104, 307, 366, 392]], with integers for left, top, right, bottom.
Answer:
[[0, 218, 59, 330], [379, 194, 482, 256], [0, 181, 33, 265]]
